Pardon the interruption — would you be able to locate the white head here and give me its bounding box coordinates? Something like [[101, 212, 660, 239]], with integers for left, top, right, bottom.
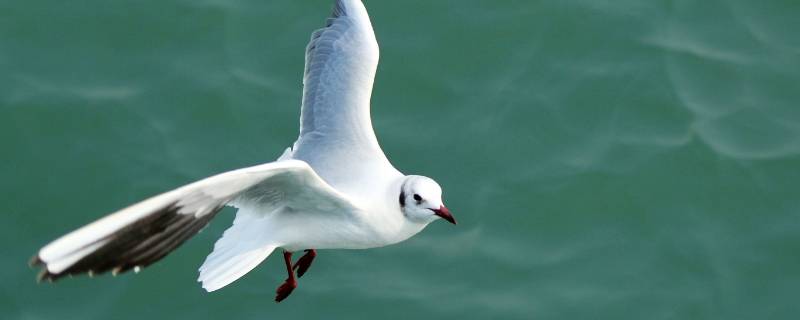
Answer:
[[399, 175, 456, 225]]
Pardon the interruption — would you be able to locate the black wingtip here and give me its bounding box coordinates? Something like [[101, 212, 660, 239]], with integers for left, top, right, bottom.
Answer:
[[30, 253, 64, 283], [29, 254, 43, 268], [30, 202, 221, 284], [36, 269, 48, 283], [29, 254, 57, 284], [31, 256, 61, 284]]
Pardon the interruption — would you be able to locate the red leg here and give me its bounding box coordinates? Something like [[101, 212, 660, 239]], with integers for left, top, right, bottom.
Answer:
[[293, 249, 317, 278], [275, 250, 297, 302]]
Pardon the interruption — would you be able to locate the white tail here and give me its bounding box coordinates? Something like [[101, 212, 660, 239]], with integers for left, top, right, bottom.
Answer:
[[198, 210, 277, 292]]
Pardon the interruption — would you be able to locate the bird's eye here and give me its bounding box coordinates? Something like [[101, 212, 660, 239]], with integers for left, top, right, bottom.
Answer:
[[413, 194, 422, 202]]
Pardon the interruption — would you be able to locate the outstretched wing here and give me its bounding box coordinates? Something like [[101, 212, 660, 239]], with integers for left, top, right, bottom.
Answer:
[[31, 160, 359, 282], [292, 0, 391, 178]]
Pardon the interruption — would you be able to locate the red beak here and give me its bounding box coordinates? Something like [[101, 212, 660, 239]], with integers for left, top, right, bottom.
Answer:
[[433, 205, 457, 225]]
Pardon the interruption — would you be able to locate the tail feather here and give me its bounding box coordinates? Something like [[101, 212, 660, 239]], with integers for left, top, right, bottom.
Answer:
[[199, 247, 275, 292], [198, 210, 277, 292]]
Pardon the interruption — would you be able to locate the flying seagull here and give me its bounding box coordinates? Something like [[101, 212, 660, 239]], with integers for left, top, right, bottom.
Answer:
[[30, 0, 455, 302]]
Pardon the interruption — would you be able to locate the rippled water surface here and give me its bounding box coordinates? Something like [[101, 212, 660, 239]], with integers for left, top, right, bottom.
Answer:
[[2, 0, 800, 319]]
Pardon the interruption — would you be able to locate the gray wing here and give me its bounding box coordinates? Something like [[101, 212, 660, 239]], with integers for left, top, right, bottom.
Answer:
[[31, 160, 360, 281], [292, 0, 391, 178]]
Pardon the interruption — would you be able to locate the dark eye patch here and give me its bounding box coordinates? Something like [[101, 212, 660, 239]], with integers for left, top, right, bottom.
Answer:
[[413, 194, 422, 202]]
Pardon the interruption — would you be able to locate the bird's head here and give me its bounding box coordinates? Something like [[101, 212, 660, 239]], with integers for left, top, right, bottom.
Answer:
[[399, 176, 456, 225]]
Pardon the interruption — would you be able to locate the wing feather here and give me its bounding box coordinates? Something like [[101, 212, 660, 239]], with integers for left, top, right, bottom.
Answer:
[[293, 0, 388, 176], [31, 160, 359, 282]]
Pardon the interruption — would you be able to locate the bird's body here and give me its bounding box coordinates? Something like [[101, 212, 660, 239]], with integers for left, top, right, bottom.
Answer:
[[32, 0, 455, 301]]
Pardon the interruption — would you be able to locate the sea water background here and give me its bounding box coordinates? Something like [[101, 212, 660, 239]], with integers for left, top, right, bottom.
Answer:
[[2, 0, 799, 319]]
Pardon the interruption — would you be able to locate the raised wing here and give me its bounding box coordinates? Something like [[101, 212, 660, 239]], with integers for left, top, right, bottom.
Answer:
[[292, 0, 390, 176], [31, 160, 359, 282]]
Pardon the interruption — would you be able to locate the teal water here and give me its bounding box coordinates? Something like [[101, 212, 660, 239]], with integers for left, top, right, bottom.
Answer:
[[2, 0, 800, 319]]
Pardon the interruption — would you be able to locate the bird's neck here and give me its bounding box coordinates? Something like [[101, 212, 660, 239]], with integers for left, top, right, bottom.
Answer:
[[356, 176, 430, 247]]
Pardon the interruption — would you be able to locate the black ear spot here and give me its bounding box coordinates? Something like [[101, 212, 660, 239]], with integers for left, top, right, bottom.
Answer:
[[413, 194, 422, 202], [399, 191, 406, 207]]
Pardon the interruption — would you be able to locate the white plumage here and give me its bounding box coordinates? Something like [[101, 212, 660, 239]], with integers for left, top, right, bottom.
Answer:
[[32, 0, 455, 301]]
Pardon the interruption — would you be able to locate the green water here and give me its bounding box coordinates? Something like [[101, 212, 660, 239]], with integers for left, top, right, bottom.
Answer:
[[2, 0, 800, 319]]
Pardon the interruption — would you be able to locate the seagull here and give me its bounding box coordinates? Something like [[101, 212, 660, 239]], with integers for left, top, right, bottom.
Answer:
[[30, 0, 455, 302]]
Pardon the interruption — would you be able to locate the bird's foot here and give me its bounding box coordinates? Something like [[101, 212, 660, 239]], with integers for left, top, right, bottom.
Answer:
[[275, 278, 297, 302], [293, 249, 317, 278]]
